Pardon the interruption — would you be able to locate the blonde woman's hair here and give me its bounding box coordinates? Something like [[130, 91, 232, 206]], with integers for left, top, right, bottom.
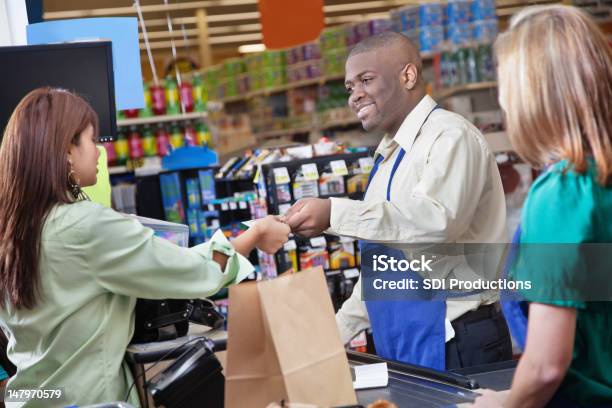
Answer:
[[495, 5, 612, 185]]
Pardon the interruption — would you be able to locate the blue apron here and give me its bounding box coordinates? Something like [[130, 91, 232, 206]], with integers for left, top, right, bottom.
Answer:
[[500, 225, 529, 349], [362, 106, 447, 370]]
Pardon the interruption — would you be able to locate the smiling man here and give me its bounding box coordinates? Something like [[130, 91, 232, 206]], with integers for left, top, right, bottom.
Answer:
[[284, 32, 512, 370]]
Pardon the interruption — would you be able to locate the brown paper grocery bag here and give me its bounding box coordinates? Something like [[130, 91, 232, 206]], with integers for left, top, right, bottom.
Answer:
[[225, 280, 287, 407], [225, 267, 357, 407]]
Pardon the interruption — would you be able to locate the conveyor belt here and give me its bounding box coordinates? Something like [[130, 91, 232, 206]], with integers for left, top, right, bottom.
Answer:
[[354, 367, 478, 407], [451, 360, 517, 392], [348, 351, 517, 407]]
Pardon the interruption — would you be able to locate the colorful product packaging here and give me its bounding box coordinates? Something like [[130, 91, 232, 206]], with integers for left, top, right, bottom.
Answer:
[[198, 169, 216, 203], [159, 172, 185, 223]]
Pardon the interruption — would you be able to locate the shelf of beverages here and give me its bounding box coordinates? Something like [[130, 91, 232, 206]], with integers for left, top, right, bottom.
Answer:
[[116, 74, 209, 126], [117, 111, 207, 127], [104, 120, 213, 168]]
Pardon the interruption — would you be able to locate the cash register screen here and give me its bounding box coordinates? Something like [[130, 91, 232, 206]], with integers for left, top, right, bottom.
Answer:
[[0, 41, 117, 144]]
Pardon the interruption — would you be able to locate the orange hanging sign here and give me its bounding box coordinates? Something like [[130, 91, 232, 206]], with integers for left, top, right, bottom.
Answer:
[[258, 0, 325, 49]]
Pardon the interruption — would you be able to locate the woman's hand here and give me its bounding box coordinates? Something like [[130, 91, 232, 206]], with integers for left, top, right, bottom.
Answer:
[[252, 215, 291, 254]]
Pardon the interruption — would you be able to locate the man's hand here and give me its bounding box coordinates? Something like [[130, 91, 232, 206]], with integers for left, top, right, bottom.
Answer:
[[282, 198, 331, 237]]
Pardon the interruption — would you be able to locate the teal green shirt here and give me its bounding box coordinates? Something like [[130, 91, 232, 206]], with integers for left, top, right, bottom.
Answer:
[[0, 364, 7, 381], [0, 201, 253, 407], [518, 161, 612, 406]]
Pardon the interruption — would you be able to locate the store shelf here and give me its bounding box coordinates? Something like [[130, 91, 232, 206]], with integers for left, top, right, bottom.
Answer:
[[254, 116, 361, 140], [108, 165, 131, 175], [221, 74, 345, 104], [218, 50, 439, 105], [433, 81, 498, 100], [116, 111, 208, 127], [109, 157, 165, 176], [221, 94, 252, 104], [256, 126, 312, 140]]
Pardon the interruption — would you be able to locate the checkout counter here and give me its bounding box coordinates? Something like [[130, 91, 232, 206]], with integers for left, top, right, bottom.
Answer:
[[348, 350, 516, 407], [125, 327, 516, 408]]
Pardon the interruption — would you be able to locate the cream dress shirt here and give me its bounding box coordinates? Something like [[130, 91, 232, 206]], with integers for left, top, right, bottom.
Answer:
[[329, 95, 507, 344]]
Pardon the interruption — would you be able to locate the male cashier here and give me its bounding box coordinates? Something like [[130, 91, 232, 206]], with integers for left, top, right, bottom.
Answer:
[[284, 32, 512, 370]]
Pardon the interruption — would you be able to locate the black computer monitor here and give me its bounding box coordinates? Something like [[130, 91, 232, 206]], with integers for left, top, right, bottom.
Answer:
[[0, 41, 117, 143]]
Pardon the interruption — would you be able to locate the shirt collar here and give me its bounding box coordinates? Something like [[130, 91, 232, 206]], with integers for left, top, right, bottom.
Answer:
[[392, 94, 438, 152], [374, 133, 398, 162]]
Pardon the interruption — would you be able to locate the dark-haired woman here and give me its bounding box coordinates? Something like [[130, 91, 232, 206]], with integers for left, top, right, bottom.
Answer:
[[0, 88, 290, 407]]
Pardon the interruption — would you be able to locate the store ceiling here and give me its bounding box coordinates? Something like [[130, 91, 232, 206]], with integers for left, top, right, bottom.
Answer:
[[42, 0, 419, 65]]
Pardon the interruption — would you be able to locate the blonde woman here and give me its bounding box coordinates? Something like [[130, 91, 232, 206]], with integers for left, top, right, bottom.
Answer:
[[473, 5, 612, 408]]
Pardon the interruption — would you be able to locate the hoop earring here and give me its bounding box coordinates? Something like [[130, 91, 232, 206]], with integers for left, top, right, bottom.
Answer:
[[67, 158, 89, 201]]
